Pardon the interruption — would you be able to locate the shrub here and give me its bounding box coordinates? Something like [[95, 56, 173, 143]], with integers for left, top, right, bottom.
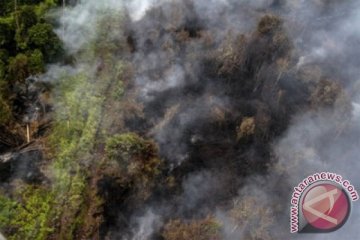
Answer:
[[0, 195, 17, 231], [257, 14, 283, 35], [106, 133, 156, 164], [237, 117, 256, 140], [105, 133, 162, 197], [229, 196, 275, 240], [217, 34, 247, 76], [0, 96, 11, 125], [8, 53, 29, 83], [162, 216, 222, 240], [9, 186, 54, 240], [310, 79, 342, 108], [28, 49, 44, 74]]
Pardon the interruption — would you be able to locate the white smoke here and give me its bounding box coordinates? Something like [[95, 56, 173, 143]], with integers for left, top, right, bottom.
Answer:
[[47, 0, 360, 239], [56, 1, 117, 53], [125, 0, 157, 21], [213, 0, 360, 239], [128, 210, 162, 240]]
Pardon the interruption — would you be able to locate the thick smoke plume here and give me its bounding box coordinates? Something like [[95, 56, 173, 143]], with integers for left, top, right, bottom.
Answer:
[[44, 0, 360, 239]]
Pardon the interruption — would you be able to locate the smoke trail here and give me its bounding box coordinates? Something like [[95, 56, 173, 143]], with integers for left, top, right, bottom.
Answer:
[[129, 210, 162, 240], [225, 1, 360, 239], [46, 0, 360, 239]]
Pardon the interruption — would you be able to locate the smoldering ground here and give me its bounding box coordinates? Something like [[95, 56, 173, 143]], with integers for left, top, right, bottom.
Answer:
[[43, 0, 360, 239]]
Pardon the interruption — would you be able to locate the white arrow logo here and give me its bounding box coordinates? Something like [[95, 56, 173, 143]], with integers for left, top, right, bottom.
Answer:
[[303, 189, 338, 225]]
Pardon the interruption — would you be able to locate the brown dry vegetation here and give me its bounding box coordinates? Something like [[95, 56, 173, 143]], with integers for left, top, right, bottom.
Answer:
[[162, 216, 222, 240], [0, 1, 354, 239]]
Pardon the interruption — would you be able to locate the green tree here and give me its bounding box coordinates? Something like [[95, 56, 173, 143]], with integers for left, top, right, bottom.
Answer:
[[19, 5, 37, 29], [0, 95, 11, 125], [105, 133, 162, 198], [0, 22, 15, 49], [0, 49, 9, 63], [0, 195, 17, 231], [28, 49, 44, 74], [8, 53, 29, 83], [28, 23, 62, 61], [0, 61, 11, 124], [9, 187, 54, 240]]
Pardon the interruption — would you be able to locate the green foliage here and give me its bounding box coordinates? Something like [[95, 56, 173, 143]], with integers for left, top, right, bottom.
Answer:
[[28, 49, 44, 74], [0, 49, 45, 126], [0, 97, 11, 125], [106, 133, 154, 164], [92, 10, 126, 54], [1, 71, 104, 239], [0, 62, 11, 124], [105, 133, 162, 199], [50, 73, 104, 152], [0, 3, 130, 238], [47, 71, 107, 238], [0, 0, 61, 128], [13, 5, 38, 50], [111, 62, 126, 100], [105, 132, 161, 174], [19, 5, 38, 29], [28, 23, 52, 46], [0, 188, 54, 240], [15, 31, 28, 51], [0, 21, 15, 50], [0, 49, 9, 63], [0, 195, 17, 231], [0, 1, 45, 17], [113, 79, 125, 100], [8, 53, 29, 83], [33, 0, 57, 18], [28, 23, 62, 61], [9, 187, 54, 240]]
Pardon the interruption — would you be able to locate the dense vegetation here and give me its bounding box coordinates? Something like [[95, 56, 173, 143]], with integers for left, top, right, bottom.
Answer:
[[0, 0, 355, 240], [0, 0, 62, 125]]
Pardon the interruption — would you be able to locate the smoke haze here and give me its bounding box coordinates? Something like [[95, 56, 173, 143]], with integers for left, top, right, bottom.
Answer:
[[42, 0, 360, 239]]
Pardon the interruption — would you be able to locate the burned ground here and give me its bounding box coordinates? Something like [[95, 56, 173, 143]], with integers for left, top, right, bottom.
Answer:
[[0, 1, 357, 239]]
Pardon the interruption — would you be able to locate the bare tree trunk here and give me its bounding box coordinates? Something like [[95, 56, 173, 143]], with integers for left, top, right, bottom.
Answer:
[[26, 123, 30, 143], [14, 0, 20, 31]]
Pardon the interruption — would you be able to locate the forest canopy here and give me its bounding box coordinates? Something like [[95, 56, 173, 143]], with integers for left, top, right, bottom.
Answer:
[[0, 0, 358, 240]]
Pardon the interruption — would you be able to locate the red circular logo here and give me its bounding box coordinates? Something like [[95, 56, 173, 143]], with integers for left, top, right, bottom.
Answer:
[[301, 183, 350, 231]]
